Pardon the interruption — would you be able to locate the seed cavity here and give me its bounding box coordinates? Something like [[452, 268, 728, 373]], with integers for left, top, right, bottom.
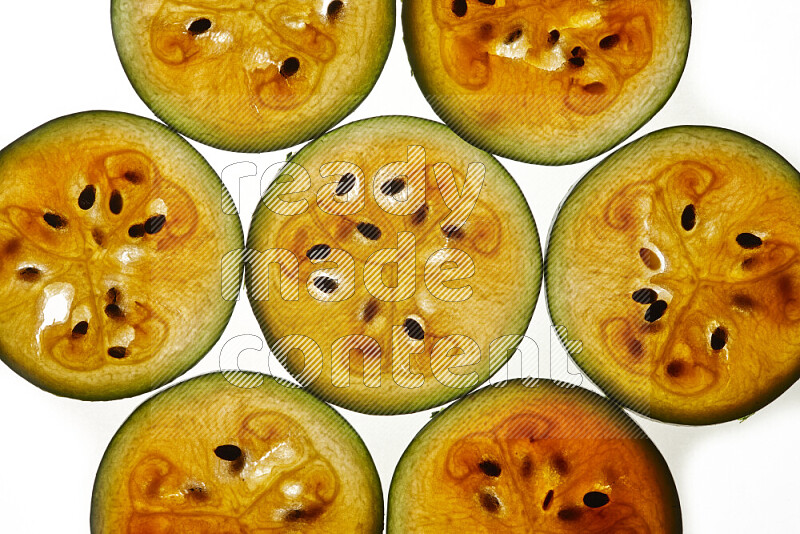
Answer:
[[108, 346, 127, 359], [188, 18, 212, 35], [644, 300, 668, 323], [404, 318, 425, 340], [214, 444, 242, 461], [124, 171, 143, 184], [335, 173, 356, 196], [552, 454, 569, 474], [18, 267, 41, 282], [632, 288, 657, 304], [442, 225, 465, 239], [411, 204, 428, 225], [72, 321, 89, 338], [43, 212, 67, 229], [307, 244, 331, 261], [710, 326, 727, 350], [381, 177, 406, 196], [78, 185, 96, 210], [478, 460, 501, 477], [557, 507, 583, 521], [543, 489, 554, 510], [109, 190, 123, 215], [583, 491, 610, 508], [548, 29, 560, 44], [480, 492, 501, 513], [128, 224, 145, 238], [105, 304, 125, 319], [280, 57, 301, 78], [314, 276, 338, 294], [736, 233, 762, 249], [327, 0, 344, 19], [356, 222, 382, 240], [599, 34, 621, 49], [583, 82, 606, 95], [666, 360, 685, 377], [681, 204, 696, 231], [92, 229, 104, 246], [363, 300, 379, 322], [505, 28, 523, 44], [638, 248, 661, 270], [144, 215, 167, 235]]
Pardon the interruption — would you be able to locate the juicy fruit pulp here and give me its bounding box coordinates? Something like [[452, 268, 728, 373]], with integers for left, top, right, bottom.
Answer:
[[91, 372, 383, 533], [403, 0, 691, 165], [112, 0, 395, 152], [0, 112, 243, 399], [388, 380, 681, 533], [246, 116, 542, 414], [547, 126, 800, 425]]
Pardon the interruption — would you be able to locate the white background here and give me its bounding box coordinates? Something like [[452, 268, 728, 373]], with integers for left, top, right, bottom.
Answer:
[[1, 1, 798, 532]]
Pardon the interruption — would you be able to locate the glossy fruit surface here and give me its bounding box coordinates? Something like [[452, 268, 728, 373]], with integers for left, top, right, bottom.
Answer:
[[247, 116, 542, 414], [547, 126, 800, 424], [112, 0, 395, 152], [0, 111, 243, 399], [403, 0, 691, 165], [91, 372, 383, 533], [388, 380, 681, 533]]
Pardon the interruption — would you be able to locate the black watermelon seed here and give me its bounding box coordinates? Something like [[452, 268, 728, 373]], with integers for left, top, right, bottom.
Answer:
[[357, 222, 381, 240], [43, 212, 66, 229], [78, 185, 96, 210], [105, 304, 125, 319], [478, 460, 501, 477], [557, 507, 583, 521], [411, 204, 428, 225], [505, 28, 523, 44], [583, 492, 610, 508], [327, 0, 344, 19], [569, 57, 585, 67], [542, 489, 554, 510], [478, 0, 496, 4], [644, 300, 668, 322], [599, 34, 621, 49], [571, 46, 583, 57], [404, 318, 425, 340], [214, 444, 242, 461], [736, 233, 762, 249], [632, 288, 657, 304], [128, 224, 145, 238], [92, 229, 104, 246], [548, 29, 560, 44], [109, 190, 123, 215], [451, 0, 467, 16], [107, 287, 119, 303], [314, 277, 338, 294], [306, 244, 331, 261], [710, 327, 727, 350], [18, 267, 41, 281], [144, 215, 167, 235], [480, 493, 501, 513], [681, 204, 696, 231], [108, 346, 127, 359], [335, 173, 356, 196], [280, 57, 300, 78], [188, 18, 212, 35], [72, 321, 89, 338], [381, 177, 406, 196]]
